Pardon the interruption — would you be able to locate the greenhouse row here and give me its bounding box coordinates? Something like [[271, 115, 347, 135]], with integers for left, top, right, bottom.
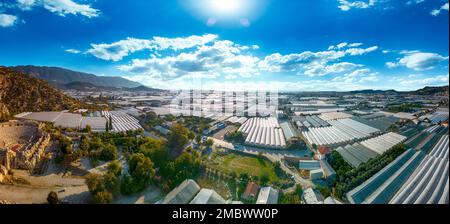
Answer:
[[390, 135, 449, 204], [102, 111, 143, 132], [347, 135, 449, 204], [346, 149, 419, 204], [318, 112, 353, 121], [336, 143, 379, 168], [302, 119, 380, 146], [360, 132, 407, 155], [238, 117, 287, 149]]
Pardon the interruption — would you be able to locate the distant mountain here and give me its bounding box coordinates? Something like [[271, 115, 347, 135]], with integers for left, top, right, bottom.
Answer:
[[0, 67, 100, 121], [55, 81, 161, 92], [410, 86, 449, 96], [10, 65, 142, 88], [349, 89, 399, 95]]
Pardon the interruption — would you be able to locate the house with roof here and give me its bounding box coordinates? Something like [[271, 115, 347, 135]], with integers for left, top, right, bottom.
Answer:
[[242, 182, 260, 200]]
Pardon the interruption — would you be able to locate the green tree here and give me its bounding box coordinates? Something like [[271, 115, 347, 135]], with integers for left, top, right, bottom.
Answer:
[[259, 173, 270, 186], [99, 144, 118, 161], [187, 131, 195, 140], [167, 123, 189, 156], [107, 160, 122, 177], [103, 172, 120, 196], [128, 153, 156, 190], [59, 136, 73, 155], [205, 139, 214, 148], [93, 191, 113, 204], [195, 135, 202, 144], [138, 138, 168, 167], [86, 173, 105, 194], [85, 124, 92, 133], [80, 135, 90, 152]]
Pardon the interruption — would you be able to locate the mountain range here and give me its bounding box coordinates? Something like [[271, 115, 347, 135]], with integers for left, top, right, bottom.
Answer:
[[0, 67, 102, 121], [10, 65, 142, 88]]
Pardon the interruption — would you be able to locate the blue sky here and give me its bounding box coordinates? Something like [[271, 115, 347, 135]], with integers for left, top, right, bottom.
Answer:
[[0, 0, 448, 91]]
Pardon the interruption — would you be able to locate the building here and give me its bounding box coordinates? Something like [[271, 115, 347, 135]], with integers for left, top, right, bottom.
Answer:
[[238, 117, 287, 149], [302, 188, 324, 204], [310, 169, 324, 180], [256, 187, 279, 204], [320, 160, 337, 181], [242, 182, 260, 200], [324, 196, 343, 204], [15, 112, 107, 132], [299, 160, 321, 171], [190, 189, 226, 204], [161, 179, 201, 204]]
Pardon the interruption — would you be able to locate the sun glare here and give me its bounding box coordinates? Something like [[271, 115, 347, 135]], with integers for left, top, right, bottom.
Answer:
[[210, 0, 241, 14]]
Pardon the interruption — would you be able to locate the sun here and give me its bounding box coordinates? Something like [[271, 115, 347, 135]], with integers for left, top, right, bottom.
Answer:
[[210, 0, 242, 15]]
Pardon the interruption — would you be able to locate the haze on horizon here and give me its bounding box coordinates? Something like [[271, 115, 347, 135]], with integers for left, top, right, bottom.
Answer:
[[0, 0, 449, 91]]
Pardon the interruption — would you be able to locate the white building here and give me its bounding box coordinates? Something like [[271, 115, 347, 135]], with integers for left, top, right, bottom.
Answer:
[[256, 187, 279, 204]]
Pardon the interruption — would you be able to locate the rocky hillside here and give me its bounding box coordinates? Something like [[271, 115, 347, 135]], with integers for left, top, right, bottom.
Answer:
[[10, 65, 142, 88], [0, 67, 93, 121]]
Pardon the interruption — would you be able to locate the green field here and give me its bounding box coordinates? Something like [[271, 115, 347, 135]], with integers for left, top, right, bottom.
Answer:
[[206, 153, 280, 183]]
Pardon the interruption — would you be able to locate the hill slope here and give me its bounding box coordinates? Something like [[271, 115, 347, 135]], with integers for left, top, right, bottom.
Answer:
[[0, 67, 94, 121], [10, 65, 141, 88], [411, 86, 449, 96], [55, 81, 161, 92]]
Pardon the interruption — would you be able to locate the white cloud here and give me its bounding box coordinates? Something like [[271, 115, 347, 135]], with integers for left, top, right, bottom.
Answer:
[[332, 68, 379, 83], [431, 2, 449, 16], [65, 48, 81, 54], [118, 39, 260, 80], [406, 0, 425, 5], [14, 0, 99, 18], [17, 0, 37, 10], [385, 61, 398, 68], [345, 46, 379, 55], [152, 34, 218, 51], [87, 34, 219, 61], [391, 74, 449, 88], [337, 0, 377, 11], [387, 51, 449, 71], [42, 0, 100, 18], [0, 14, 18, 27], [87, 38, 153, 61], [304, 62, 362, 77], [80, 36, 380, 88], [259, 44, 377, 74]]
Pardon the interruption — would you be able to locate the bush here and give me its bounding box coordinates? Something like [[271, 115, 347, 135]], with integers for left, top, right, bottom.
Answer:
[[47, 191, 59, 204]]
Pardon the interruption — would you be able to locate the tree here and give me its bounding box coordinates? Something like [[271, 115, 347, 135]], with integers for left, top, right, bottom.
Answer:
[[103, 172, 120, 196], [205, 139, 214, 148], [99, 144, 118, 161], [109, 116, 113, 131], [259, 173, 270, 186], [85, 124, 92, 133], [128, 153, 156, 190], [85, 173, 105, 194], [187, 131, 195, 140], [169, 152, 202, 187], [107, 160, 122, 177], [195, 135, 202, 144], [59, 136, 73, 155], [80, 135, 90, 152], [138, 138, 167, 167], [295, 184, 303, 197], [167, 123, 189, 156], [93, 191, 113, 204], [47, 191, 59, 204]]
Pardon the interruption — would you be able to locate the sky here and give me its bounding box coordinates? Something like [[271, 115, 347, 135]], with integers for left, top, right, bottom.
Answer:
[[0, 0, 449, 91]]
